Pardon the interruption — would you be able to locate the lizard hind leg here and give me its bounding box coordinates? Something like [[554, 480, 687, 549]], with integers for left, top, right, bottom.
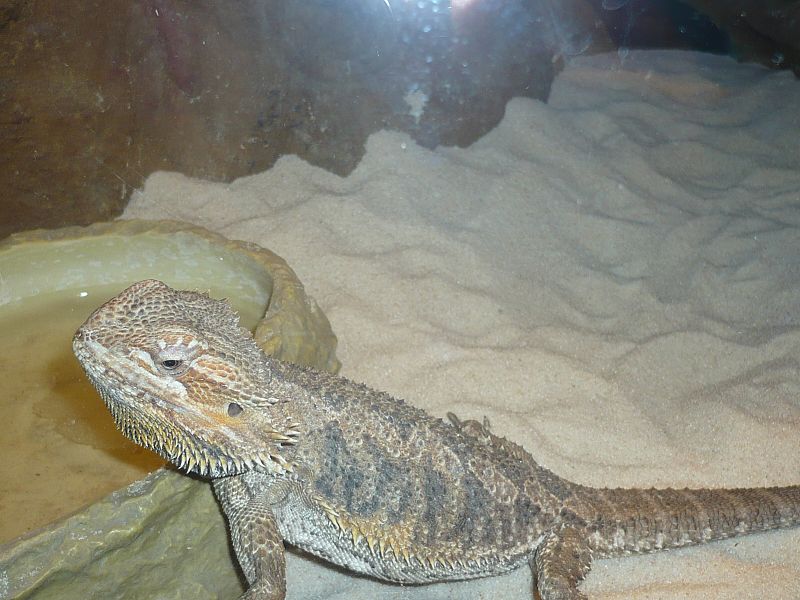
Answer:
[[531, 525, 593, 600]]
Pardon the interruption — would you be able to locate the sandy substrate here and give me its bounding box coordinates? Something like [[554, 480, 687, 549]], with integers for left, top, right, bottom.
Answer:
[[124, 50, 800, 599]]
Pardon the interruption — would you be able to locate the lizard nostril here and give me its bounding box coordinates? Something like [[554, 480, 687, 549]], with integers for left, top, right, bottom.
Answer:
[[227, 402, 243, 417]]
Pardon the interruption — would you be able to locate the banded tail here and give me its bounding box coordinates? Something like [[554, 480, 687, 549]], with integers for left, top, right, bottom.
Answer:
[[576, 484, 800, 556], [532, 484, 800, 599]]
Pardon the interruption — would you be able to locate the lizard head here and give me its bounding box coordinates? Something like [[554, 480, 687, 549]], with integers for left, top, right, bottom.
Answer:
[[73, 279, 299, 477]]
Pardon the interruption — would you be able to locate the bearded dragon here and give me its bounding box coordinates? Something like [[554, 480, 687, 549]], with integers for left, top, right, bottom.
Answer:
[[73, 279, 800, 599]]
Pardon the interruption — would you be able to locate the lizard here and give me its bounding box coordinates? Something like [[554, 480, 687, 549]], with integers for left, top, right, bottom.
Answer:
[[72, 278, 800, 600]]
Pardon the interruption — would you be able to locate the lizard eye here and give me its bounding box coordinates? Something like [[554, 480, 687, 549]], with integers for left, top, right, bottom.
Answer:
[[227, 402, 244, 417], [155, 355, 190, 375], [151, 338, 196, 375]]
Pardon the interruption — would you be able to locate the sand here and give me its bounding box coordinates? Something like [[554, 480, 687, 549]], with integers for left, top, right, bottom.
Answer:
[[124, 50, 800, 599]]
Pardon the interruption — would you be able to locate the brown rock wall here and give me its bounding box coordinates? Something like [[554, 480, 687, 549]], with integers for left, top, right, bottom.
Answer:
[[0, 0, 589, 238]]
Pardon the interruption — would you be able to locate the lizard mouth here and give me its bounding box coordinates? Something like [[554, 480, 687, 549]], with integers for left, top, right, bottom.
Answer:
[[73, 326, 293, 477], [74, 329, 219, 473]]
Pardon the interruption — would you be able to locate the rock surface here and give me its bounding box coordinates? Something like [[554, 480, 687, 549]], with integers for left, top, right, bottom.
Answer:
[[0, 222, 339, 599]]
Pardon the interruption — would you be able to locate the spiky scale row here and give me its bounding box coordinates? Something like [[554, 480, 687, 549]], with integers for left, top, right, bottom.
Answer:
[[317, 498, 495, 573]]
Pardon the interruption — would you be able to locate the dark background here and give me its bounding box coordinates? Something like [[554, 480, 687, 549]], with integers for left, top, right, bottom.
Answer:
[[1, 0, 797, 238]]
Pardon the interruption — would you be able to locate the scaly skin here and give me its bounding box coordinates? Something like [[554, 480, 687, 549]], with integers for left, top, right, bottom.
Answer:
[[73, 279, 800, 600]]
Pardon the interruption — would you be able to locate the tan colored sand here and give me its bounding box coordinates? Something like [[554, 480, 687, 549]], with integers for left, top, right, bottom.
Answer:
[[124, 50, 800, 599]]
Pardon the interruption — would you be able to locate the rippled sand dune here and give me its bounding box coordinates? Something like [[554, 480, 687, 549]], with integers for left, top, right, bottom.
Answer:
[[126, 50, 800, 599]]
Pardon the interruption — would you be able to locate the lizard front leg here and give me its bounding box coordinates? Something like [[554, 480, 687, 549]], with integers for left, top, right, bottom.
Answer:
[[213, 476, 287, 600]]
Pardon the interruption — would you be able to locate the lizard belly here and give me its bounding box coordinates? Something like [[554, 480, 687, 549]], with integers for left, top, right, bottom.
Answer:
[[273, 497, 382, 577], [272, 488, 532, 585]]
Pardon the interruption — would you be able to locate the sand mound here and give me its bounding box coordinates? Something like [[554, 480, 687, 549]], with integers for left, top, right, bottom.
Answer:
[[125, 50, 800, 599]]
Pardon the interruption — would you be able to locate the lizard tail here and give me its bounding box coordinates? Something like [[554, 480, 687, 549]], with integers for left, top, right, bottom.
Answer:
[[576, 484, 800, 557]]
